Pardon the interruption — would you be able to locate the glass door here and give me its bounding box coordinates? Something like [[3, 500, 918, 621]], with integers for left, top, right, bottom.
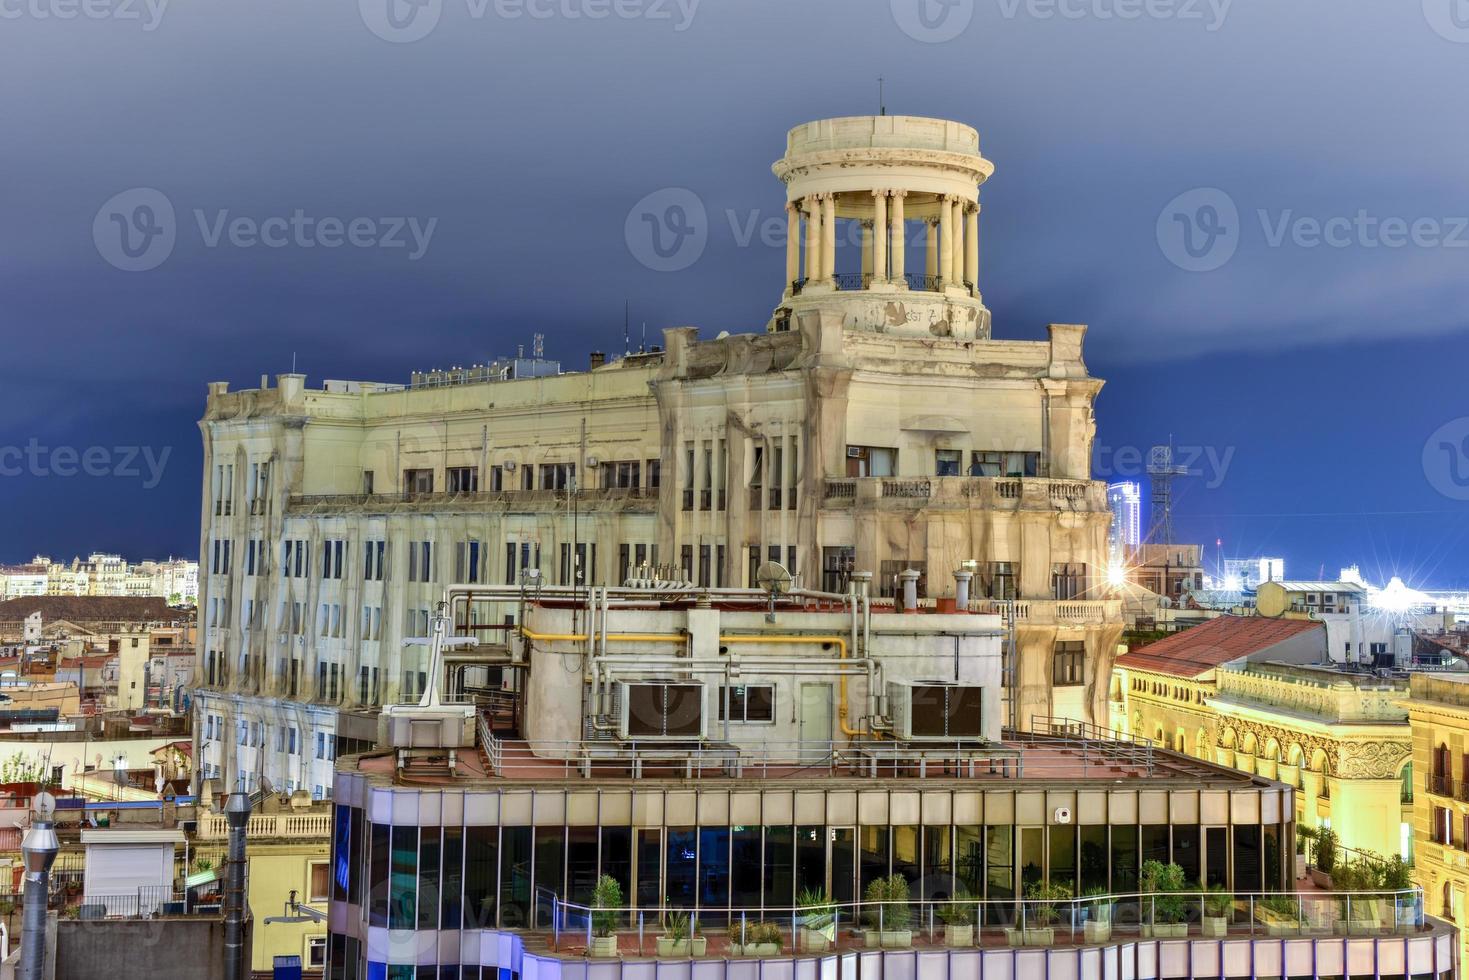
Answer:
[[830, 827, 856, 904], [635, 828, 663, 916]]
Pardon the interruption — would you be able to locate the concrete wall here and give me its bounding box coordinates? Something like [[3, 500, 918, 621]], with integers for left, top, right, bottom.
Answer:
[[55, 917, 249, 980]]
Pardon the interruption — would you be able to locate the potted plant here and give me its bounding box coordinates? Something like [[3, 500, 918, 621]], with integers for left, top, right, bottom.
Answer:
[[733, 921, 783, 956], [1310, 828, 1338, 889], [1293, 832, 1308, 881], [1202, 886, 1232, 937], [1082, 886, 1113, 943], [798, 888, 835, 952], [936, 890, 977, 947], [1258, 896, 1304, 937], [589, 875, 622, 957], [878, 874, 913, 948], [1140, 861, 1189, 938], [657, 909, 692, 957], [1008, 881, 1069, 946], [1378, 855, 1417, 934]]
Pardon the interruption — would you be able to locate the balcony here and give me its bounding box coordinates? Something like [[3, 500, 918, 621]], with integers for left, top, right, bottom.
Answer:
[[287, 487, 656, 516], [821, 476, 1107, 513], [196, 811, 332, 839], [970, 598, 1120, 626]]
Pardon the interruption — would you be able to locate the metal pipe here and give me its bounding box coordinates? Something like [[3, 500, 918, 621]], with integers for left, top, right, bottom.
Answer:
[[223, 792, 251, 980], [19, 820, 57, 980]]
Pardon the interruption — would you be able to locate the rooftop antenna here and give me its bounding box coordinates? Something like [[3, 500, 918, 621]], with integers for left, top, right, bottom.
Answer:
[[878, 75, 886, 116], [1147, 437, 1188, 545], [641, 321, 647, 353], [624, 300, 630, 355], [291, 352, 297, 374], [532, 333, 545, 359]]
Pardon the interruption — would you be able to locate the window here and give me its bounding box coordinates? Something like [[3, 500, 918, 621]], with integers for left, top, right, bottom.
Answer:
[[845, 445, 896, 478], [455, 540, 484, 584], [982, 561, 1018, 600], [749, 445, 764, 511], [308, 861, 330, 902], [362, 470, 374, 494], [1053, 641, 1085, 686], [604, 460, 641, 490], [363, 540, 385, 581], [283, 539, 309, 578], [407, 541, 434, 582], [403, 468, 434, 493], [539, 462, 575, 491], [646, 459, 661, 488], [717, 685, 775, 723], [878, 559, 927, 599], [822, 546, 854, 594], [935, 449, 962, 476], [1051, 562, 1087, 600], [970, 450, 1039, 477], [321, 539, 346, 579], [446, 466, 478, 493], [306, 937, 326, 970]]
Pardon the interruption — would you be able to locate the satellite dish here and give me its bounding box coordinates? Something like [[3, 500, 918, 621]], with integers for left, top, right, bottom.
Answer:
[[756, 562, 792, 596], [34, 792, 56, 820]]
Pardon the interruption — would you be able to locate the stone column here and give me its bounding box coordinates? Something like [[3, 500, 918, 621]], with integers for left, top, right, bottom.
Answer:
[[871, 190, 888, 284], [952, 198, 965, 285], [938, 196, 954, 285], [860, 220, 873, 281], [803, 195, 820, 284], [785, 202, 800, 292], [925, 219, 938, 280], [820, 193, 837, 283], [964, 202, 980, 292], [890, 191, 906, 285]]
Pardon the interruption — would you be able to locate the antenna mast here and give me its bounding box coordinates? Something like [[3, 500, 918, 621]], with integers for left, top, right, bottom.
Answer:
[[878, 75, 886, 116], [1147, 439, 1189, 545]]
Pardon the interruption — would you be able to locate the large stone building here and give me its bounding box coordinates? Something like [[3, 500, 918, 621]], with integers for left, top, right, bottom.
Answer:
[[193, 114, 1123, 800], [1111, 615, 1414, 861], [1404, 672, 1469, 968]]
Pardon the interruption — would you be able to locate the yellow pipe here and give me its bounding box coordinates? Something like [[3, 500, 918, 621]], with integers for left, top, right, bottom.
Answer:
[[718, 635, 867, 737], [518, 628, 687, 645]]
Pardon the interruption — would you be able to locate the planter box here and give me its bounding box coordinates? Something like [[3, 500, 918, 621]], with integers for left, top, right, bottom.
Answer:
[[656, 938, 691, 957], [801, 928, 830, 952], [731, 943, 780, 957], [1141, 923, 1188, 938], [1264, 920, 1302, 937], [1294, 854, 1307, 880], [589, 937, 619, 957], [879, 929, 912, 949], [1201, 916, 1228, 938], [1083, 920, 1112, 943], [1309, 868, 1333, 889], [944, 924, 974, 947], [1005, 927, 1055, 947]]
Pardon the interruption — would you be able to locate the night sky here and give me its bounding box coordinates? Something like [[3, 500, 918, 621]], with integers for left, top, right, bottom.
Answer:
[[3, 0, 1468, 586]]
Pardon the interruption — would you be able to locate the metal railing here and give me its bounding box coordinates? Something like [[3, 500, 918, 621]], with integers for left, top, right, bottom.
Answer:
[[74, 888, 210, 920], [547, 887, 1428, 956], [287, 487, 656, 512]]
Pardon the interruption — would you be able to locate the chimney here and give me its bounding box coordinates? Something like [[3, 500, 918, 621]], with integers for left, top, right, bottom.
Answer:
[[899, 569, 921, 613], [953, 569, 973, 612], [223, 792, 251, 980], [589, 351, 606, 370], [19, 813, 58, 980]]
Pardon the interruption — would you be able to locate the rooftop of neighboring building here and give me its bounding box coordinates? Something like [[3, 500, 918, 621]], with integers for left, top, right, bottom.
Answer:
[[1406, 670, 1469, 712], [0, 595, 180, 624], [1257, 580, 1368, 594], [1116, 614, 1325, 678]]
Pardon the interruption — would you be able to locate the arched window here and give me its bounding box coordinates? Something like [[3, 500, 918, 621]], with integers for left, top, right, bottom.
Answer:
[[1401, 762, 1414, 804], [1443, 881, 1455, 921]]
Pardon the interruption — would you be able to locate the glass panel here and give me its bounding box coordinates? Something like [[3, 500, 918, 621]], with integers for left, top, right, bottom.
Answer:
[[1233, 825, 1262, 892], [462, 826, 496, 929], [955, 826, 983, 897], [764, 826, 794, 910], [499, 827, 532, 928], [1173, 825, 1200, 884], [699, 827, 731, 923], [831, 827, 856, 904], [731, 826, 762, 909], [891, 825, 920, 891], [1112, 825, 1139, 892], [332, 806, 351, 904], [440, 828, 463, 930], [859, 825, 889, 893], [369, 823, 390, 927], [389, 826, 417, 930], [534, 828, 565, 926], [601, 827, 632, 907], [349, 809, 364, 906], [1262, 825, 1282, 891], [417, 827, 441, 930], [1018, 827, 1044, 891], [666, 827, 697, 910], [567, 827, 599, 905], [985, 826, 1014, 925], [1204, 827, 1228, 888], [1141, 825, 1170, 867], [1048, 826, 1076, 892], [1078, 825, 1108, 893], [796, 825, 825, 900], [922, 825, 953, 897], [636, 830, 661, 910]]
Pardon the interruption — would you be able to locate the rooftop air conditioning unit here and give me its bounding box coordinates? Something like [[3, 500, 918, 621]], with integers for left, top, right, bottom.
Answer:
[[616, 681, 707, 740], [585, 455, 600, 468], [503, 460, 517, 471], [887, 681, 985, 740]]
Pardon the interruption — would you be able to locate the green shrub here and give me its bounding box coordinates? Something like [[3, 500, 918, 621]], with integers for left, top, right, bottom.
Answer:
[[1261, 896, 1303, 922], [1204, 886, 1233, 918], [936, 890, 977, 926], [798, 888, 835, 929], [1082, 885, 1113, 923], [863, 875, 912, 931], [591, 875, 623, 938], [1024, 881, 1072, 927], [1140, 860, 1189, 924], [1314, 828, 1338, 875], [664, 910, 690, 942]]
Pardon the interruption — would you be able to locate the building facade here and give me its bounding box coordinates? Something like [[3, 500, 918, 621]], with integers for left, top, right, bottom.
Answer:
[[1405, 672, 1469, 968], [193, 114, 1124, 800]]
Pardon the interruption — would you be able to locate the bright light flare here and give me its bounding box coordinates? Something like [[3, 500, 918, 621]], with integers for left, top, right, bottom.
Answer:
[[1371, 576, 1429, 612]]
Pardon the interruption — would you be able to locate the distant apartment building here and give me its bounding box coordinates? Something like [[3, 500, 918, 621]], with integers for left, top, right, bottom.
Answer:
[[1404, 672, 1469, 968], [194, 114, 1124, 800], [1219, 556, 1285, 591], [1, 553, 198, 603], [1105, 481, 1141, 561]]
